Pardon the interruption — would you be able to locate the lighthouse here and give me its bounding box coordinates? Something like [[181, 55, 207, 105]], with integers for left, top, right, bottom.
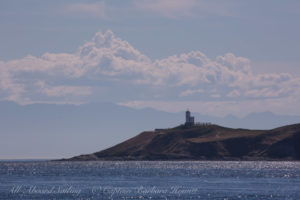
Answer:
[[185, 110, 195, 126]]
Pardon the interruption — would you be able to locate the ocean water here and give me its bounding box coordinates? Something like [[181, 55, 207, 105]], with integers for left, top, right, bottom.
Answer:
[[0, 161, 300, 200]]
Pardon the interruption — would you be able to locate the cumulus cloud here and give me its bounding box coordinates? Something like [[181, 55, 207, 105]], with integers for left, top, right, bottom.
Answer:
[[0, 30, 299, 116], [153, 51, 252, 87], [0, 30, 153, 104]]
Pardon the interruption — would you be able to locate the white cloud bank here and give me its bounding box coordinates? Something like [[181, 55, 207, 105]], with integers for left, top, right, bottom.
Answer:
[[0, 30, 299, 116]]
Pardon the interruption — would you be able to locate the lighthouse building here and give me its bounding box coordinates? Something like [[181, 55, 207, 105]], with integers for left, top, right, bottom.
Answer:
[[185, 110, 195, 126]]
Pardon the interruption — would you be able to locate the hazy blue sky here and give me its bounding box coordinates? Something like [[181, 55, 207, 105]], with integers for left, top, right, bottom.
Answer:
[[1, 0, 300, 117]]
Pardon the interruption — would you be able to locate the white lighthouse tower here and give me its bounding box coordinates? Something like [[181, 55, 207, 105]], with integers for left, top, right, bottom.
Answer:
[[185, 110, 195, 126]]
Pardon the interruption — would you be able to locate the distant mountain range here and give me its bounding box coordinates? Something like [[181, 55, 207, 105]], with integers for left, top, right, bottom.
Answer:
[[0, 101, 300, 159], [64, 123, 300, 161]]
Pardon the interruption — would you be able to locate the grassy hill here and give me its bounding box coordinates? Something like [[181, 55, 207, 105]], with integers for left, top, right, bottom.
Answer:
[[63, 123, 300, 161]]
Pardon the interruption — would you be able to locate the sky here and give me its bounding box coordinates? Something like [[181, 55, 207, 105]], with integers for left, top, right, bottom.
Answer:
[[1, 0, 300, 117]]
